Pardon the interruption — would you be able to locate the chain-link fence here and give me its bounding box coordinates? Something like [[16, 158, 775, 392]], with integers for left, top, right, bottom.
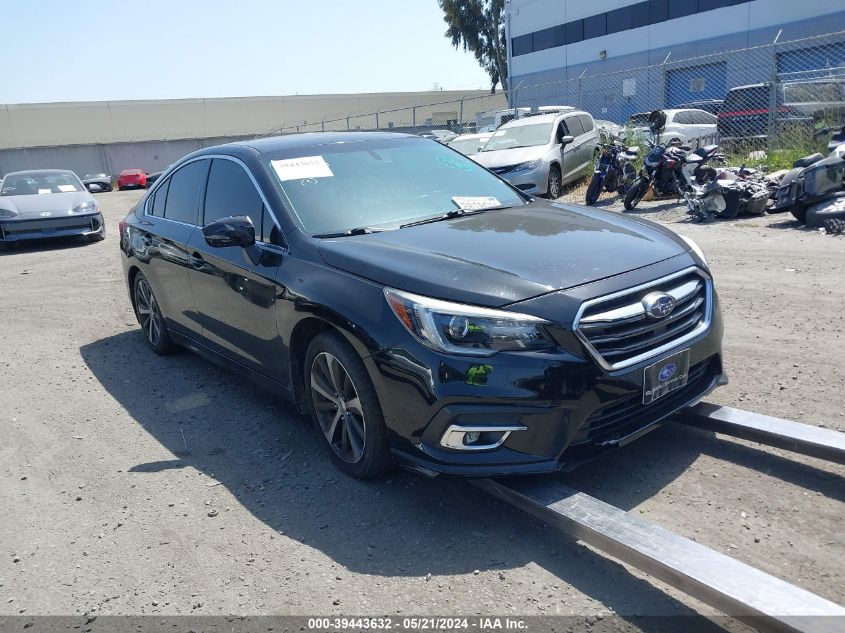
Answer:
[[263, 30, 845, 170]]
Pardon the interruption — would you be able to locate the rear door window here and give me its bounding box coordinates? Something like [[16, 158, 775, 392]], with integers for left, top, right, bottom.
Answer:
[[674, 111, 695, 125], [163, 159, 210, 225]]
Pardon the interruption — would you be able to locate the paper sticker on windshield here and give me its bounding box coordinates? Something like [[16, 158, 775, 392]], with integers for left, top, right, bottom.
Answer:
[[452, 196, 501, 211], [271, 156, 333, 182], [57, 185, 76, 193], [37, 188, 51, 195]]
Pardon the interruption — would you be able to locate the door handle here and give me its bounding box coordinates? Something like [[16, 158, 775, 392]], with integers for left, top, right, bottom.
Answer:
[[189, 251, 205, 269]]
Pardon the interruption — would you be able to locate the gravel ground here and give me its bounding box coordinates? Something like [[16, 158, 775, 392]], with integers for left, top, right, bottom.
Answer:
[[0, 189, 842, 628]]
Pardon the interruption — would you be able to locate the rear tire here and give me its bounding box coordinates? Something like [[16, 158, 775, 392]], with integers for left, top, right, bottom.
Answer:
[[624, 178, 647, 210], [546, 164, 562, 199], [304, 331, 393, 479], [585, 174, 602, 205], [133, 272, 179, 355], [791, 205, 808, 224]]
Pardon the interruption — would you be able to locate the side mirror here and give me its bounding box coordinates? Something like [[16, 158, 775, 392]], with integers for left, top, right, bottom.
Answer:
[[86, 183, 103, 193], [203, 215, 255, 248], [560, 135, 574, 146]]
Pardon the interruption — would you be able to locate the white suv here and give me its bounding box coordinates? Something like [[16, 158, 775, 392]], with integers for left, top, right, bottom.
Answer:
[[474, 110, 600, 198], [628, 108, 718, 146]]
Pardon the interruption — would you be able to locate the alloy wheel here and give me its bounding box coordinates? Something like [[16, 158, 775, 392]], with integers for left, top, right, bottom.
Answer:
[[310, 352, 366, 463], [135, 278, 163, 347], [548, 168, 562, 199]]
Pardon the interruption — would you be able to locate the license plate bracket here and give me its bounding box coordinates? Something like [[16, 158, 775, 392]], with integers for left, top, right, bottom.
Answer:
[[643, 349, 691, 405]]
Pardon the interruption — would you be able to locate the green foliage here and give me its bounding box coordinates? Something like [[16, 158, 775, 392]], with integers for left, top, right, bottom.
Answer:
[[439, 0, 508, 93]]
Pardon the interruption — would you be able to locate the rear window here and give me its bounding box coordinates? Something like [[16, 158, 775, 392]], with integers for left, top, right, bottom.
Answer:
[[724, 87, 768, 110], [782, 82, 845, 106]]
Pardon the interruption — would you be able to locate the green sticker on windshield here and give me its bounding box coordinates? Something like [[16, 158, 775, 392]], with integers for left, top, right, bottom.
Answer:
[[436, 155, 473, 171]]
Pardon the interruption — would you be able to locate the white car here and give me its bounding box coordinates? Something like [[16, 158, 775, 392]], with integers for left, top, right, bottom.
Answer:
[[473, 110, 600, 198], [627, 108, 718, 145], [447, 133, 493, 156]]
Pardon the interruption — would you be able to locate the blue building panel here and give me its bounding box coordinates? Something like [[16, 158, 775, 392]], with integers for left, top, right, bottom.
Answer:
[[665, 63, 728, 107]]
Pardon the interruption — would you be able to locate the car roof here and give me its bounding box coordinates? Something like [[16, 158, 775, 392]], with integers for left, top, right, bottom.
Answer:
[[3, 169, 74, 178], [232, 131, 416, 155], [451, 133, 492, 141], [500, 110, 589, 128]]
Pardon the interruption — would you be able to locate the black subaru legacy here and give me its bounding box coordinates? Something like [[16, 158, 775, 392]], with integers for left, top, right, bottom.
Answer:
[[119, 132, 725, 478]]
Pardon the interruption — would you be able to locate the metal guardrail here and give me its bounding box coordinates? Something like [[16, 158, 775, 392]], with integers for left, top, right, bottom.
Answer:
[[474, 403, 845, 633]]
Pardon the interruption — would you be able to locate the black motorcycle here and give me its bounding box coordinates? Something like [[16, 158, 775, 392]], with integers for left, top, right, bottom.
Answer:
[[585, 140, 639, 205]]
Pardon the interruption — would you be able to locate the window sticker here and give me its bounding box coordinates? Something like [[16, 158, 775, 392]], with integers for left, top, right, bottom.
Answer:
[[452, 196, 501, 211], [38, 188, 51, 195], [271, 156, 333, 182], [436, 155, 473, 171], [57, 185, 76, 193]]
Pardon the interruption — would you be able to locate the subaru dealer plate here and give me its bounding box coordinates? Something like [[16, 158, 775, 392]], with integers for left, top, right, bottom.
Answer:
[[643, 349, 690, 405]]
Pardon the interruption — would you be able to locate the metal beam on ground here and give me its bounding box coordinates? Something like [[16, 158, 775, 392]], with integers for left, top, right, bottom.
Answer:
[[676, 403, 845, 465], [473, 478, 845, 633]]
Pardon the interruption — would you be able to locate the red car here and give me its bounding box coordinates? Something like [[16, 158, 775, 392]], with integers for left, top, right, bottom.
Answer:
[[117, 169, 147, 190]]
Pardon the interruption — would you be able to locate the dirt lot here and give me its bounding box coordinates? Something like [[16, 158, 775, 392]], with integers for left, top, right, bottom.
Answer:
[[1, 189, 843, 628]]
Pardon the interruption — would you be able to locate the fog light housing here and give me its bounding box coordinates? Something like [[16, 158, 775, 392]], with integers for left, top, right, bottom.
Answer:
[[464, 431, 481, 445], [440, 424, 527, 451]]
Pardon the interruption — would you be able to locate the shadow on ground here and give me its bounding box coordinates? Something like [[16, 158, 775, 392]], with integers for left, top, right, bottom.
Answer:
[[78, 329, 842, 628]]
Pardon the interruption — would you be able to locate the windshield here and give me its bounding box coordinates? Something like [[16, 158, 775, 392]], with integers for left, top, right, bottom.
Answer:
[[264, 137, 525, 235], [482, 123, 552, 151], [1, 171, 84, 196], [448, 138, 485, 155]]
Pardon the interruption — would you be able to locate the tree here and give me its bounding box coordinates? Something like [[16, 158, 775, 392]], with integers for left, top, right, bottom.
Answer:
[[439, 0, 508, 93]]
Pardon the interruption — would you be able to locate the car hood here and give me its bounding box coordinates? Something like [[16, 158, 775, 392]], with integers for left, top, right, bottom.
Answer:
[[316, 201, 689, 307], [0, 192, 96, 221], [474, 146, 547, 169]]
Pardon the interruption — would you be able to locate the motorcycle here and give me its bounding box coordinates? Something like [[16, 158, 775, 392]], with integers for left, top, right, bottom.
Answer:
[[584, 140, 639, 205], [623, 109, 722, 210], [624, 139, 722, 210]]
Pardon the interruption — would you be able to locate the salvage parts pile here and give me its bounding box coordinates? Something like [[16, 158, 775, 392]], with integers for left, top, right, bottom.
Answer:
[[684, 125, 845, 226]]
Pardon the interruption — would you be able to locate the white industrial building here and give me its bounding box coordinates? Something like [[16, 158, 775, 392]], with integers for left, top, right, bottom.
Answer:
[[505, 0, 845, 120]]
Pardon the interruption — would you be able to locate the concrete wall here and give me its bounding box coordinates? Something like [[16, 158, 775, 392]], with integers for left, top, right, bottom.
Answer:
[[0, 90, 494, 150]]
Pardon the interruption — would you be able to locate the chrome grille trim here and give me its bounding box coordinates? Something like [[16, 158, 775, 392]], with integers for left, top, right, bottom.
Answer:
[[573, 266, 713, 371]]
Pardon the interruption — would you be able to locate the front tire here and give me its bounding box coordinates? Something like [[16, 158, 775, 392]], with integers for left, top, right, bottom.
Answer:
[[304, 331, 392, 479], [546, 164, 562, 199], [585, 173, 602, 205], [133, 272, 179, 355], [624, 177, 648, 210]]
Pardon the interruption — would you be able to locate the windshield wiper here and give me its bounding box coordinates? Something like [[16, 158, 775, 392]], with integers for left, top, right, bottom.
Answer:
[[399, 205, 516, 229], [313, 227, 388, 238]]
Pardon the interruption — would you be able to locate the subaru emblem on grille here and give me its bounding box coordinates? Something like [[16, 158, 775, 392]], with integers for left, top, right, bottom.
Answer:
[[642, 292, 675, 319]]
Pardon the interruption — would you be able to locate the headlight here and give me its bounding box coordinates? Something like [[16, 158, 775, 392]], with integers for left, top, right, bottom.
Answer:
[[72, 201, 98, 214], [384, 288, 554, 356], [678, 234, 708, 267], [513, 159, 541, 171]]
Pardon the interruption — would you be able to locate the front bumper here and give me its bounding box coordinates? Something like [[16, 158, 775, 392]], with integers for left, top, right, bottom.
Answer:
[[494, 166, 548, 195], [0, 213, 105, 243], [366, 291, 725, 477]]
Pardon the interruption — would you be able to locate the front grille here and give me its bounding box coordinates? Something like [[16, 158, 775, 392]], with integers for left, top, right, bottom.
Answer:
[[490, 165, 517, 175], [1, 216, 95, 236], [573, 358, 716, 446], [574, 268, 711, 370]]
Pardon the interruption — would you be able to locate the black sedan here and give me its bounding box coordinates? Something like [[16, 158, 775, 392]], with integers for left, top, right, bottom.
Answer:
[[119, 132, 725, 478], [83, 173, 113, 192]]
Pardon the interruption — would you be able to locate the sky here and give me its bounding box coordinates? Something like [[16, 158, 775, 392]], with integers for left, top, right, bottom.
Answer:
[[0, 0, 491, 104]]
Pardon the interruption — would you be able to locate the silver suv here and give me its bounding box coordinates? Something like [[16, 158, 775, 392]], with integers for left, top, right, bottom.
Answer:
[[474, 109, 600, 198]]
